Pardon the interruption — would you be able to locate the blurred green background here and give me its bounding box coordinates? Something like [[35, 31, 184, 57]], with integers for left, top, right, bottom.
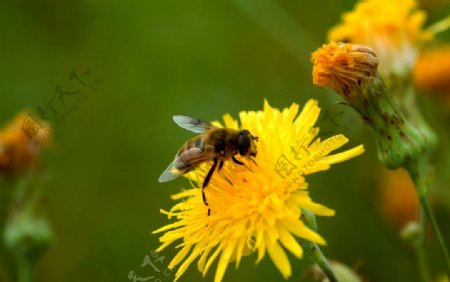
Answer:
[[1, 0, 450, 281]]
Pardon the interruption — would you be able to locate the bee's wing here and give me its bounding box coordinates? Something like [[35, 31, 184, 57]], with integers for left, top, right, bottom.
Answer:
[[158, 159, 186, 183], [158, 147, 216, 183], [173, 115, 216, 134]]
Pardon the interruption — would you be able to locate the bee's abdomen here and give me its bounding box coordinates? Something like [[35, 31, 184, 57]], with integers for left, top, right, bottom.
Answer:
[[179, 137, 203, 155], [175, 136, 204, 170]]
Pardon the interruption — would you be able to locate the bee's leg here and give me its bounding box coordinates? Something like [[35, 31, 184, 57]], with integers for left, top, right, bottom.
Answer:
[[203, 158, 218, 189], [232, 156, 244, 166], [218, 160, 224, 171], [203, 158, 218, 216]]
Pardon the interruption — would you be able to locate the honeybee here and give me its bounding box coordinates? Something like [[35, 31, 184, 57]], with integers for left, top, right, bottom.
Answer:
[[159, 115, 258, 214]]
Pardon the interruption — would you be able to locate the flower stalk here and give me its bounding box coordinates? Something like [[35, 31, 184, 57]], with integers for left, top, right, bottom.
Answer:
[[3, 172, 53, 282], [405, 159, 450, 276], [300, 209, 337, 282], [417, 210, 431, 282], [401, 220, 431, 282], [303, 241, 337, 282]]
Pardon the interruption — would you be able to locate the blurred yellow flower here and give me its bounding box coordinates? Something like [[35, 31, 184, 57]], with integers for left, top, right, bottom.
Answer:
[[414, 45, 450, 96], [328, 0, 449, 78], [377, 168, 419, 228], [436, 274, 449, 282], [0, 112, 51, 176], [154, 100, 364, 282]]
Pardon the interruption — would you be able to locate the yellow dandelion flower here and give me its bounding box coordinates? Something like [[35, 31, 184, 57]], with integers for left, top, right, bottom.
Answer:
[[154, 100, 364, 282], [0, 111, 51, 175], [328, 0, 450, 78]]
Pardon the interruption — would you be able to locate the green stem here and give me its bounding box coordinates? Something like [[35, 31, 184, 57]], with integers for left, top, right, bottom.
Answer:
[[17, 253, 32, 282], [3, 171, 52, 282], [300, 240, 337, 282], [419, 193, 450, 275], [308, 244, 338, 282], [0, 252, 12, 282], [406, 160, 450, 277], [299, 210, 337, 281], [415, 208, 431, 282]]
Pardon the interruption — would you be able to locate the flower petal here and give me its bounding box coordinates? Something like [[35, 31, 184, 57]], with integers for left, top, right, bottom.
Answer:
[[267, 240, 291, 279], [278, 225, 303, 258]]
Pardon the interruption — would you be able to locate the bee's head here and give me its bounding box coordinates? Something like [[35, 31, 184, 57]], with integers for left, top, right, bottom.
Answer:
[[237, 130, 258, 157]]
